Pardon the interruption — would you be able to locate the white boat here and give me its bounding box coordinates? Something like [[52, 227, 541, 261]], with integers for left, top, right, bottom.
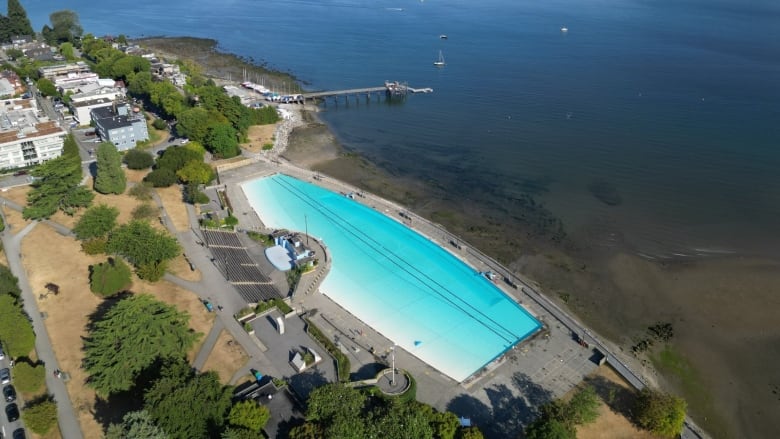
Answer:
[[561, 26, 568, 32], [439, 34, 448, 39], [434, 50, 445, 66]]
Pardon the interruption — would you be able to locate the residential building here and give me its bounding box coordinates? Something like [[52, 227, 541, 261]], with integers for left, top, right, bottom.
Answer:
[[90, 103, 148, 151], [0, 79, 14, 98], [71, 97, 117, 126], [38, 62, 91, 80], [0, 99, 67, 169]]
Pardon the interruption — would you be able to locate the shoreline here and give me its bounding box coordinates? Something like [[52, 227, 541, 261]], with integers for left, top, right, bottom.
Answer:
[[139, 37, 780, 437]]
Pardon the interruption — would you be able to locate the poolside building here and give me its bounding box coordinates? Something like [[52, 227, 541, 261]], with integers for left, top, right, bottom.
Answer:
[[0, 98, 66, 169]]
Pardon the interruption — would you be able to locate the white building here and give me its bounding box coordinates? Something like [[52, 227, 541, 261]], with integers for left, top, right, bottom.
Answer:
[[0, 99, 67, 169], [71, 97, 117, 126]]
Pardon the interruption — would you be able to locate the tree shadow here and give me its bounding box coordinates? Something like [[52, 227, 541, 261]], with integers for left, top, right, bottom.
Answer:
[[583, 374, 637, 423], [484, 384, 536, 438], [446, 394, 492, 432], [275, 415, 306, 439], [82, 291, 133, 334], [287, 369, 328, 402], [91, 356, 172, 429], [512, 372, 554, 408]]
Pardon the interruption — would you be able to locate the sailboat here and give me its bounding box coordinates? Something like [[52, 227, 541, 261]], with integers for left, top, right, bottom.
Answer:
[[433, 50, 445, 67]]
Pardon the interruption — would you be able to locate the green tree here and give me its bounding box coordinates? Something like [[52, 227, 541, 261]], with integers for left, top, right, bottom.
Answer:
[[176, 160, 214, 185], [524, 417, 574, 439], [73, 204, 119, 240], [6, 0, 34, 37], [89, 258, 132, 297], [431, 410, 459, 439], [106, 220, 180, 268], [135, 260, 168, 282], [152, 118, 167, 130], [24, 134, 94, 219], [106, 410, 168, 439], [83, 294, 199, 396], [288, 422, 322, 439], [304, 383, 367, 439], [368, 400, 433, 439], [46, 10, 83, 45], [144, 360, 233, 439], [21, 397, 58, 434], [59, 42, 75, 60], [127, 71, 153, 97], [94, 142, 126, 194], [12, 361, 45, 394], [634, 388, 687, 438], [4, 47, 23, 60], [144, 168, 177, 187], [206, 123, 240, 158], [0, 264, 21, 299], [565, 385, 600, 426], [176, 107, 211, 143], [228, 400, 270, 432], [0, 295, 35, 357], [36, 77, 57, 97], [157, 146, 203, 172]]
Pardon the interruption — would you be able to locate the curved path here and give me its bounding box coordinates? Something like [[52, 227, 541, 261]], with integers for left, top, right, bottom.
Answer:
[[0, 202, 84, 439]]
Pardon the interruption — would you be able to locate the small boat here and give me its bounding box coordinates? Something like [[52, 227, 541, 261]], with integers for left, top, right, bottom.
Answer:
[[439, 34, 448, 39], [433, 50, 445, 67], [561, 26, 568, 32]]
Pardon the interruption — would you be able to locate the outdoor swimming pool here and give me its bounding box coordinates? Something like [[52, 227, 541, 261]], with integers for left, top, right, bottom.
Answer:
[[242, 174, 541, 382]]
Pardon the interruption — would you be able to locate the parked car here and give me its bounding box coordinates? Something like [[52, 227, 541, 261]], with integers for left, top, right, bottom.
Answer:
[[3, 384, 15, 402], [12, 428, 26, 439], [5, 403, 18, 422], [12, 170, 27, 177], [203, 300, 214, 312], [0, 345, 4, 359], [179, 138, 189, 145], [0, 368, 10, 384]]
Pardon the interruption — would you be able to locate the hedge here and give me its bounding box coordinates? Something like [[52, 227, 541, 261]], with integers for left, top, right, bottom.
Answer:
[[304, 318, 350, 382]]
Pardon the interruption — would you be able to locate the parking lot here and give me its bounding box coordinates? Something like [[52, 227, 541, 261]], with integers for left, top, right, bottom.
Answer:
[[0, 346, 27, 438]]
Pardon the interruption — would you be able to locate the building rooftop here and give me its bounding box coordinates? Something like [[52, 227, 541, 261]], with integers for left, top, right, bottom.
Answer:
[[91, 104, 144, 130], [0, 99, 64, 144]]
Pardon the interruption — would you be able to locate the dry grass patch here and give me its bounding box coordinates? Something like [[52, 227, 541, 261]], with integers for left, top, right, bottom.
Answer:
[[201, 329, 249, 384], [2, 205, 28, 232], [241, 124, 278, 153], [0, 185, 30, 205], [125, 169, 150, 184], [31, 426, 63, 439], [168, 253, 202, 282], [577, 366, 660, 439], [20, 224, 105, 439], [155, 186, 190, 232], [133, 277, 215, 362]]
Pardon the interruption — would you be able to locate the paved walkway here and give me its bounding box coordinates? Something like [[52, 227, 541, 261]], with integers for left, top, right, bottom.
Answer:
[[192, 318, 225, 371], [0, 204, 84, 439]]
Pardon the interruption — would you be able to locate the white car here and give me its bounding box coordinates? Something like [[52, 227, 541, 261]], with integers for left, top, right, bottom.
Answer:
[[0, 368, 10, 385], [0, 346, 4, 360]]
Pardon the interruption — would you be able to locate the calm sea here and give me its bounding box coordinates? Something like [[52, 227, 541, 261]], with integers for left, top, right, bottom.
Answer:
[[26, 0, 780, 258]]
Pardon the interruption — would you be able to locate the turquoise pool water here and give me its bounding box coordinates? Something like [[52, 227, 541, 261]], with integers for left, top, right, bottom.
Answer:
[[242, 174, 541, 381]]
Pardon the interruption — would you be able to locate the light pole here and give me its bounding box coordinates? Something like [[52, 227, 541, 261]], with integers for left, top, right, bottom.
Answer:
[[391, 344, 396, 386], [305, 214, 309, 245]]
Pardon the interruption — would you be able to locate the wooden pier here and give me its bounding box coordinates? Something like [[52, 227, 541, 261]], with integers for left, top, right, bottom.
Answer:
[[300, 81, 433, 104]]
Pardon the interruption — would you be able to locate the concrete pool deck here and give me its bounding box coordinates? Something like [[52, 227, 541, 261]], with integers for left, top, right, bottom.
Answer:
[[214, 157, 708, 438]]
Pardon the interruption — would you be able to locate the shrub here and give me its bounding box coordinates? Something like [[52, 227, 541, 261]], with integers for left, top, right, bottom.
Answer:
[[128, 182, 154, 200], [304, 318, 350, 381], [184, 183, 209, 205], [90, 258, 132, 297], [224, 214, 239, 227], [21, 397, 58, 434], [136, 260, 168, 282], [124, 149, 155, 170], [13, 361, 45, 394], [152, 118, 167, 130], [81, 237, 107, 255], [0, 215, 4, 232], [144, 168, 177, 187], [262, 143, 273, 150], [131, 203, 158, 221]]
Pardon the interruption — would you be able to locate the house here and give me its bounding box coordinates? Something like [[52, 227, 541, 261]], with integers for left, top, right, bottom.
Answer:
[[38, 62, 92, 80], [0, 99, 67, 169], [90, 103, 149, 151]]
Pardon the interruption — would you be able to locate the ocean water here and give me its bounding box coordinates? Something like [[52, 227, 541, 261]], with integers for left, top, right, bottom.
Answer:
[[242, 174, 540, 381], [25, 0, 780, 258]]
